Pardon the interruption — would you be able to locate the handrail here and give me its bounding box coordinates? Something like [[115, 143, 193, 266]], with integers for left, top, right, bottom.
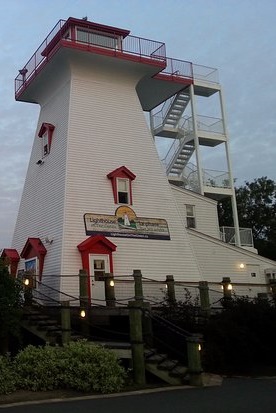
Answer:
[[15, 21, 166, 97], [15, 18, 219, 100]]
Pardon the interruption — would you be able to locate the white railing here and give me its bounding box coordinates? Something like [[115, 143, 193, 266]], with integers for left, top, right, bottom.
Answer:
[[181, 163, 200, 193], [220, 227, 254, 248], [180, 163, 231, 192], [192, 64, 219, 84], [203, 169, 231, 189]]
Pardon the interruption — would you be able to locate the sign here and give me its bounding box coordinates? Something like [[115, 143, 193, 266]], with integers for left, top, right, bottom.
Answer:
[[84, 206, 170, 240]]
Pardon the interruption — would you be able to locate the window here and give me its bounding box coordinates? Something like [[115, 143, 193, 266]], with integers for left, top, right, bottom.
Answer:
[[186, 204, 196, 229], [76, 28, 117, 49], [38, 123, 55, 158], [117, 178, 129, 204], [42, 132, 49, 156], [107, 166, 136, 205]]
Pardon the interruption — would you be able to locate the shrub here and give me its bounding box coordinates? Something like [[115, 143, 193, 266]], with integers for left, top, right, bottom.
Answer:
[[58, 340, 126, 393], [0, 356, 17, 394], [13, 341, 126, 393], [14, 345, 60, 391], [203, 296, 276, 374]]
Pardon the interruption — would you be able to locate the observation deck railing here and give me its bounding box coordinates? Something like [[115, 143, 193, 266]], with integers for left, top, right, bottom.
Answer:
[[220, 226, 254, 248], [15, 19, 218, 98], [15, 19, 166, 97]]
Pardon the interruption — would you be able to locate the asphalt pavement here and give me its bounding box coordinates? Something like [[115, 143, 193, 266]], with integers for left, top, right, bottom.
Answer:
[[1, 378, 276, 413]]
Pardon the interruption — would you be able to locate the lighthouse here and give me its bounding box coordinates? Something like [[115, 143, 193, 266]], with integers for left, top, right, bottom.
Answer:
[[9, 17, 274, 303], [11, 17, 205, 300]]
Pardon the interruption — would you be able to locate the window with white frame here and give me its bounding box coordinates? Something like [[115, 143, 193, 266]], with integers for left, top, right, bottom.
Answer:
[[186, 204, 196, 229], [42, 132, 50, 157], [117, 178, 130, 204], [76, 28, 117, 49]]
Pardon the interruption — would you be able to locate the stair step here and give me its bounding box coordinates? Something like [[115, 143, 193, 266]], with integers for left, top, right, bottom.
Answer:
[[37, 320, 59, 327], [157, 359, 178, 371], [169, 364, 189, 378], [146, 353, 167, 364], [27, 314, 49, 321], [144, 349, 156, 358], [45, 325, 62, 333]]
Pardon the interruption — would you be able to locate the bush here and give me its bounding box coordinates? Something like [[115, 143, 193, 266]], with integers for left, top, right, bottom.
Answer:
[[13, 340, 126, 393], [203, 296, 276, 374], [0, 356, 17, 394], [14, 345, 60, 391], [59, 341, 126, 393]]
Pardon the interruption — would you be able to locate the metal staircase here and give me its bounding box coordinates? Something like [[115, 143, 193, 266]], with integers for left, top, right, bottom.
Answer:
[[167, 134, 195, 176], [152, 89, 190, 139], [162, 90, 190, 131]]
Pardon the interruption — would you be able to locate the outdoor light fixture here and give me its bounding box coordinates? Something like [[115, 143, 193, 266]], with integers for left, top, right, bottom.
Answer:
[[239, 263, 245, 269], [109, 279, 115, 287], [80, 310, 86, 318], [24, 278, 30, 286], [198, 344, 202, 351], [227, 283, 233, 291]]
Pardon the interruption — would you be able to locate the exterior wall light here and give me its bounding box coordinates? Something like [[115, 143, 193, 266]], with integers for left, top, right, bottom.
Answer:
[[239, 263, 245, 269], [227, 283, 233, 291], [198, 344, 202, 351], [80, 309, 86, 318], [109, 279, 115, 287], [24, 278, 30, 286]]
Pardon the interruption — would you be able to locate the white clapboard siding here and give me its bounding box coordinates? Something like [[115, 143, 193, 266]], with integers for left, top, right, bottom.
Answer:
[[172, 186, 220, 239], [187, 229, 276, 286], [12, 78, 71, 281], [59, 60, 203, 295]]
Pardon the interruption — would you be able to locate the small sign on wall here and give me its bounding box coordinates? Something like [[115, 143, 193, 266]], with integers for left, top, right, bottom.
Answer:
[[84, 206, 170, 240]]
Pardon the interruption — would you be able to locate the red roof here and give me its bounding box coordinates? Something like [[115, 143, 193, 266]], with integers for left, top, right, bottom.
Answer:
[[77, 234, 117, 252], [1, 249, 20, 262], [107, 165, 136, 180], [20, 238, 47, 258]]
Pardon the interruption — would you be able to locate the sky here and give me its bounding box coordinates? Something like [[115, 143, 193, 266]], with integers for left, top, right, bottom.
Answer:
[[0, 0, 276, 249]]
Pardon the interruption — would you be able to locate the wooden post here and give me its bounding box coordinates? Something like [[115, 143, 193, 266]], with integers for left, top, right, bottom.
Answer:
[[79, 269, 90, 338], [142, 301, 153, 347], [61, 300, 71, 345], [187, 335, 203, 386], [23, 274, 33, 306], [221, 277, 232, 300], [166, 275, 176, 304], [104, 273, 116, 307], [199, 281, 210, 317], [79, 269, 89, 308], [133, 269, 143, 303], [128, 300, 146, 385]]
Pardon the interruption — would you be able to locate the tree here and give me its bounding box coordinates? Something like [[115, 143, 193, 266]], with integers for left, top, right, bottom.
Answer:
[[218, 177, 276, 260], [0, 258, 23, 354]]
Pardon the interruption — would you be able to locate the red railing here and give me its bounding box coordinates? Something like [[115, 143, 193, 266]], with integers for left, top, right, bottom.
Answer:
[[14, 19, 217, 99], [14, 19, 166, 97], [15, 19, 66, 96]]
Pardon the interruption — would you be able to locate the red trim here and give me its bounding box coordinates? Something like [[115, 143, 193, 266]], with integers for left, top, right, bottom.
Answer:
[[59, 39, 166, 68], [107, 166, 136, 205], [1, 249, 20, 277], [77, 235, 117, 300], [153, 73, 194, 85], [20, 238, 47, 279]]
